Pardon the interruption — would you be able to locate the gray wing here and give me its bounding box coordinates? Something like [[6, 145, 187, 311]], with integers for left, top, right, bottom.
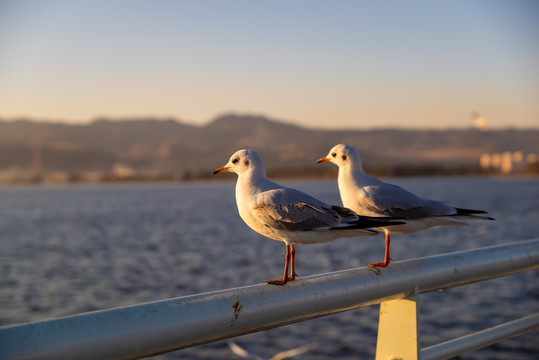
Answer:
[[253, 203, 343, 231], [361, 184, 455, 219]]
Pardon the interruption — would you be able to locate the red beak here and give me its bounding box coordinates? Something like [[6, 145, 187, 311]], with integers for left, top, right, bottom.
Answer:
[[212, 166, 229, 175], [316, 157, 330, 163]]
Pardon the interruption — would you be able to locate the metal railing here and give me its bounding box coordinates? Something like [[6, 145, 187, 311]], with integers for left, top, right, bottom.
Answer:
[[1, 239, 538, 360]]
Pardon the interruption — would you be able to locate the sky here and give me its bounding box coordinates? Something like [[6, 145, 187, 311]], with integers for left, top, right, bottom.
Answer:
[[1, 0, 538, 129]]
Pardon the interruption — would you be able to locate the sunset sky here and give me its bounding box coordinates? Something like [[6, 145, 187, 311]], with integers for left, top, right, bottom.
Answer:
[[1, 0, 538, 129]]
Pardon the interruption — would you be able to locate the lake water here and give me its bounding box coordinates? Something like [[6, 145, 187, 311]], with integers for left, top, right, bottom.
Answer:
[[1, 177, 538, 359]]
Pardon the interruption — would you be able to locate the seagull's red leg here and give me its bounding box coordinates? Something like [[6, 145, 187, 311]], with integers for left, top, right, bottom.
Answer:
[[369, 233, 392, 267], [265, 244, 290, 285], [287, 244, 297, 281]]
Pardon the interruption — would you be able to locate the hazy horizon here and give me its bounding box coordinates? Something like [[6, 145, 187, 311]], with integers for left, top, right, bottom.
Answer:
[[1, 111, 539, 131], [1, 1, 538, 129]]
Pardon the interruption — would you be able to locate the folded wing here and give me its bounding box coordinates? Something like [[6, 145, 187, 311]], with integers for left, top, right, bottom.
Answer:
[[254, 202, 342, 231]]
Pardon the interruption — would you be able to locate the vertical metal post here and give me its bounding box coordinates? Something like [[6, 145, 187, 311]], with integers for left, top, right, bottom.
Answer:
[[375, 288, 420, 360]]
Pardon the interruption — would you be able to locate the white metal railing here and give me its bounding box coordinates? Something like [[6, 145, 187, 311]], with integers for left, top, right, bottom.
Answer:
[[1, 239, 538, 360], [420, 313, 539, 360]]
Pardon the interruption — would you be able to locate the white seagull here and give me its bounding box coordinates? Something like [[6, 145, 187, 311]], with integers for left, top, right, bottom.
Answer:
[[318, 144, 494, 267], [213, 149, 405, 285]]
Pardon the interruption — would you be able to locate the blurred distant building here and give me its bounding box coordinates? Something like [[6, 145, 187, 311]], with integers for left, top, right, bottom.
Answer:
[[44, 172, 70, 183], [112, 162, 135, 178], [479, 151, 534, 174], [82, 171, 103, 182], [479, 153, 491, 169]]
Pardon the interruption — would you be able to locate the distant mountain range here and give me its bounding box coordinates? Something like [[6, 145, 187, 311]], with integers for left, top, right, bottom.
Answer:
[[1, 114, 538, 180]]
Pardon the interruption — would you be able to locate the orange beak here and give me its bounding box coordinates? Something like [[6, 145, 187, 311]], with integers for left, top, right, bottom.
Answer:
[[212, 166, 229, 175], [316, 157, 330, 163]]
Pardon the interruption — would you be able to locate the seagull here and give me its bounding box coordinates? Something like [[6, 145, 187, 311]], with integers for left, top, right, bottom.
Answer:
[[213, 149, 405, 285], [228, 341, 316, 360], [317, 144, 494, 267]]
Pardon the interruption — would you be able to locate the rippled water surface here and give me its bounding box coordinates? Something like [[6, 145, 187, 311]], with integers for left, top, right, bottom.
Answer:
[[1, 177, 538, 359]]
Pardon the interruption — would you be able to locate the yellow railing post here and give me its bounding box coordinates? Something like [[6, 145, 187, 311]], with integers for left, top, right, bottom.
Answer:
[[376, 288, 420, 360]]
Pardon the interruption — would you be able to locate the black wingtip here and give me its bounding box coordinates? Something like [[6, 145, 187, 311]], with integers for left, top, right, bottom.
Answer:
[[355, 216, 406, 228], [360, 215, 406, 221], [480, 216, 496, 221], [455, 207, 488, 215], [454, 207, 495, 220], [368, 220, 407, 228]]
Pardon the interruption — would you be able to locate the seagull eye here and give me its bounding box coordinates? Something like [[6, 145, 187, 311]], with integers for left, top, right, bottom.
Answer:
[[232, 158, 239, 164], [342, 155, 347, 161], [331, 153, 337, 158]]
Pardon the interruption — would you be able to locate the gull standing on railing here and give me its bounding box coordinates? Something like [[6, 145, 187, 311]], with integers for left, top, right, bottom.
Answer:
[[213, 149, 405, 285], [318, 144, 494, 267]]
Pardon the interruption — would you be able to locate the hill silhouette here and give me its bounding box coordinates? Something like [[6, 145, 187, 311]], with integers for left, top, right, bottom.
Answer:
[[0, 114, 537, 182]]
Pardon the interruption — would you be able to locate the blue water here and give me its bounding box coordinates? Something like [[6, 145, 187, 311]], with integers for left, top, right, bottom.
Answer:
[[1, 177, 538, 359]]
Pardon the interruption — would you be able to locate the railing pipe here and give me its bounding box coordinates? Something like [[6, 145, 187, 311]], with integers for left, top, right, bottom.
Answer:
[[1, 239, 538, 360], [420, 313, 539, 360]]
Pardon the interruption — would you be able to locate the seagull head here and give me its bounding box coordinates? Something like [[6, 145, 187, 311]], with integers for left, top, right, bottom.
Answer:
[[317, 144, 362, 169], [212, 149, 266, 177]]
